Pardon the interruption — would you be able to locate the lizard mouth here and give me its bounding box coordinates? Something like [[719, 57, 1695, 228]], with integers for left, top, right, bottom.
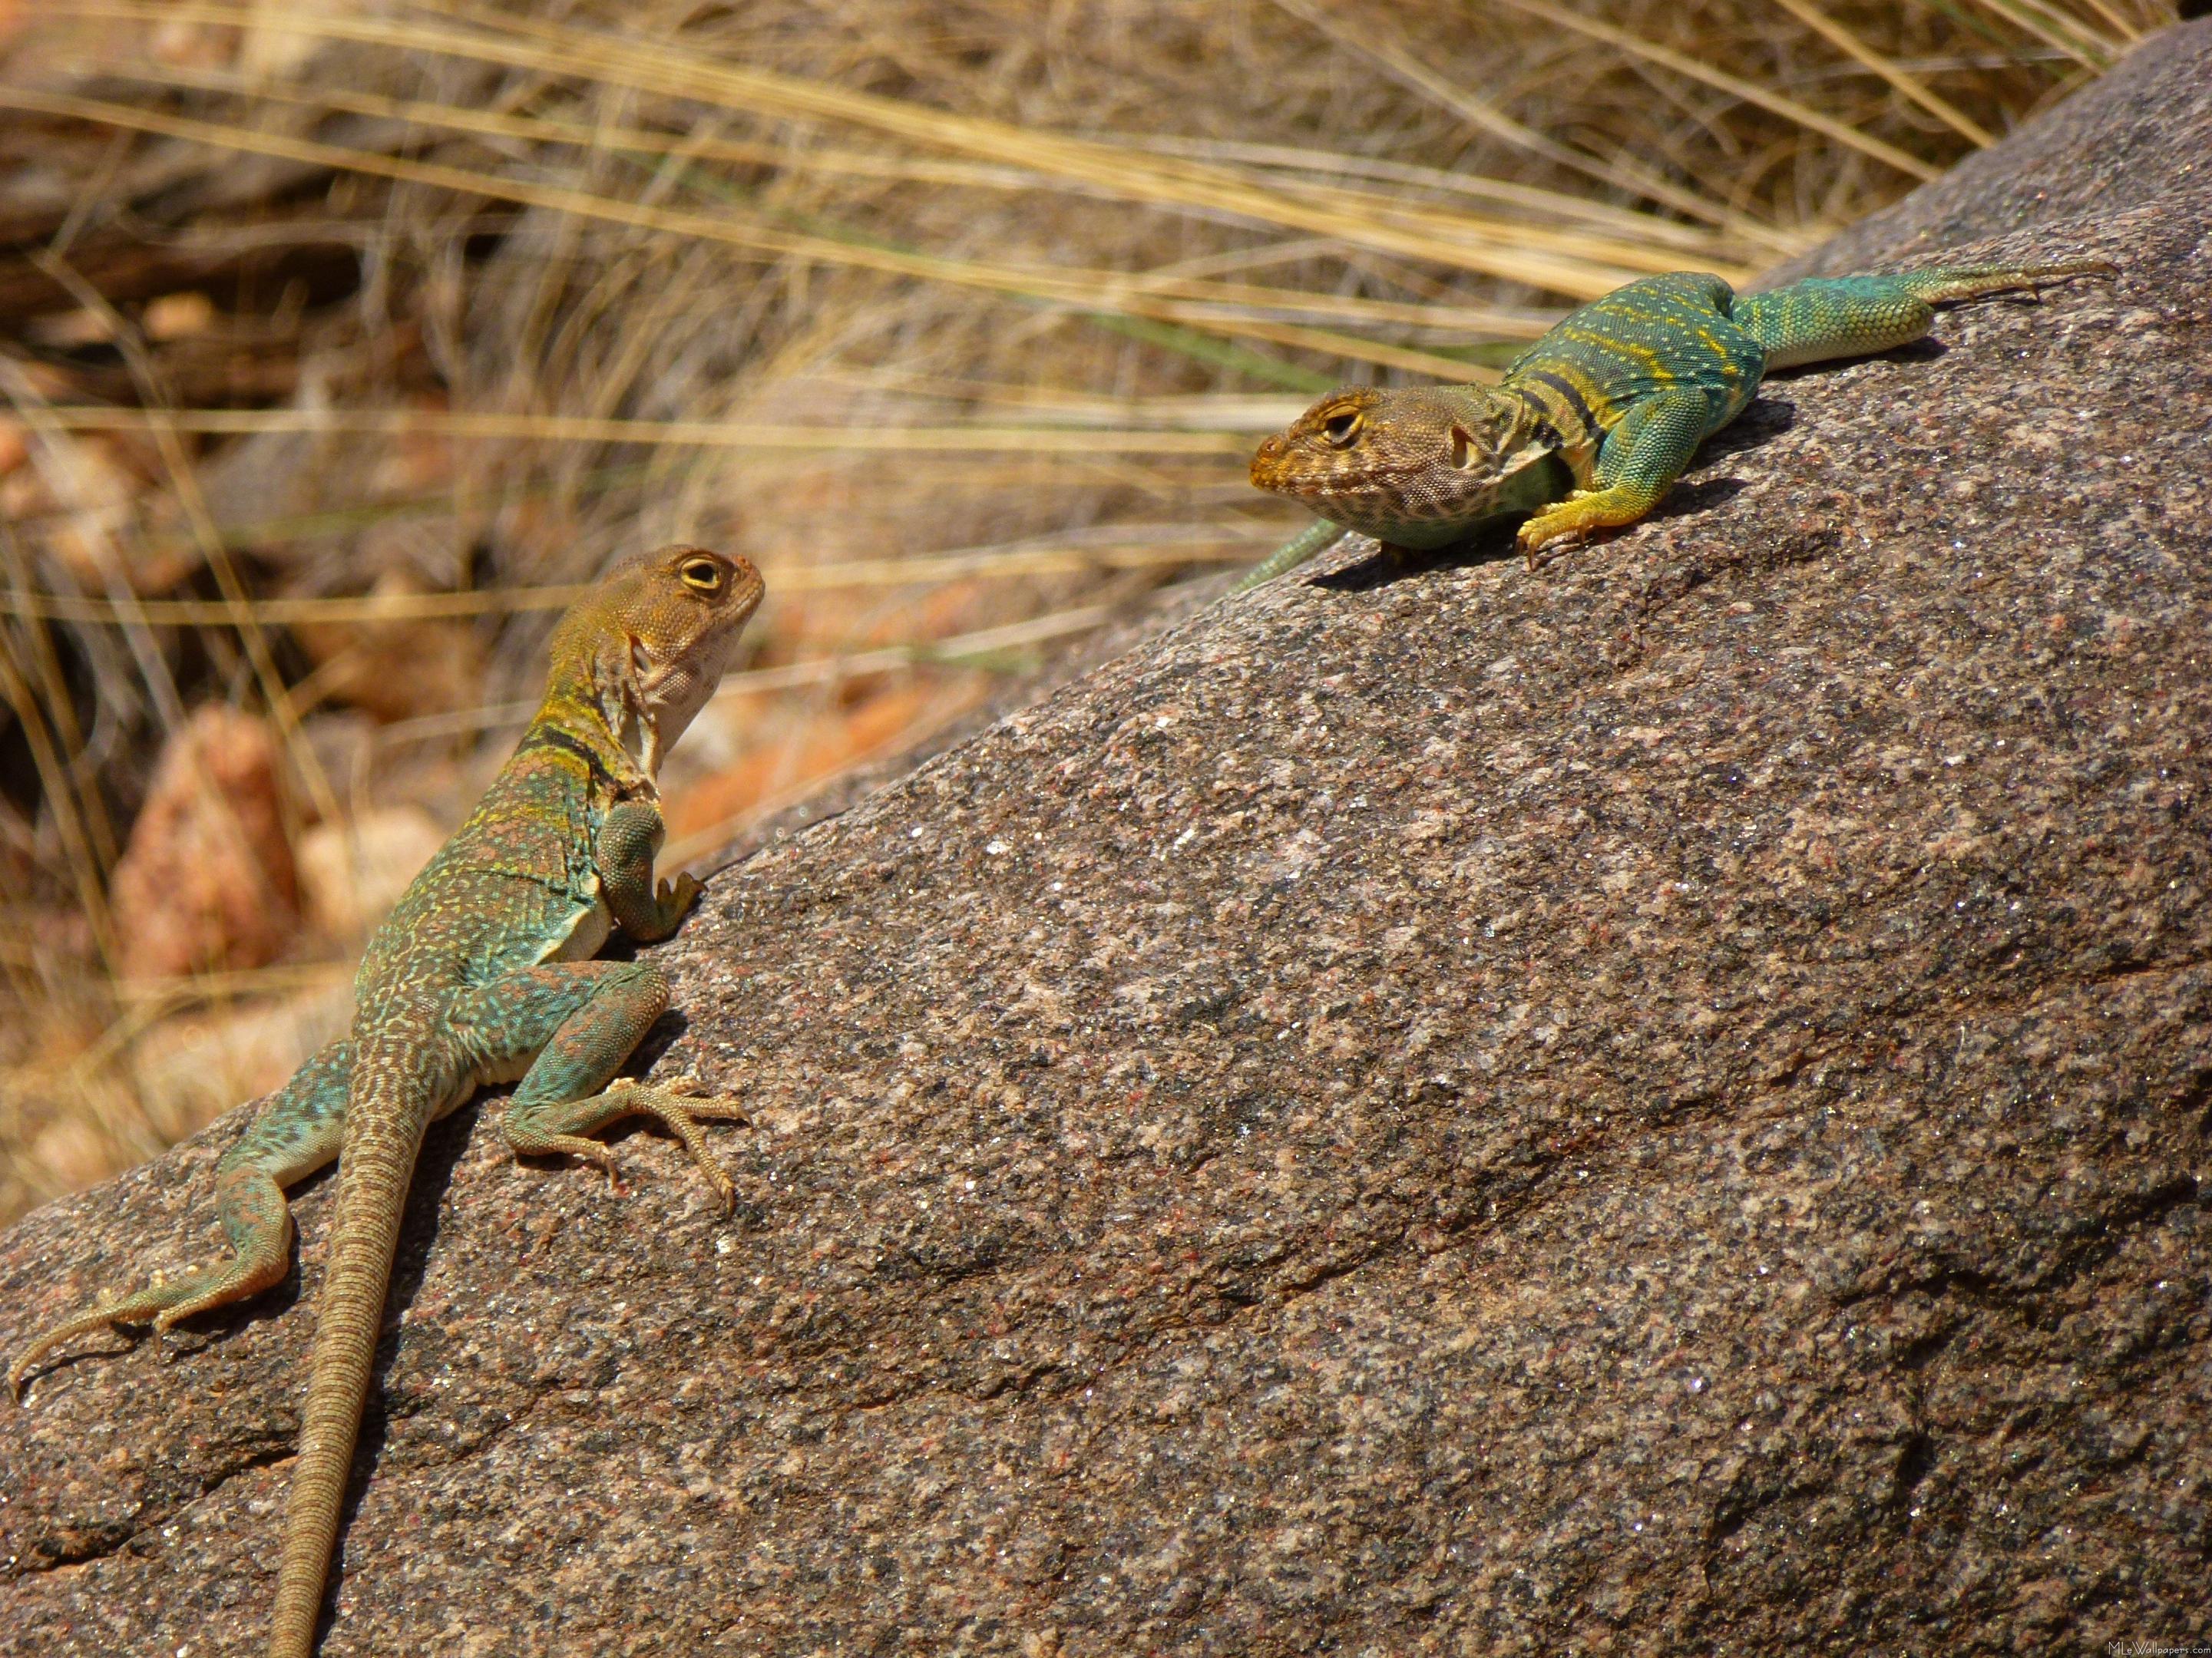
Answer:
[[1250, 441, 1446, 503]]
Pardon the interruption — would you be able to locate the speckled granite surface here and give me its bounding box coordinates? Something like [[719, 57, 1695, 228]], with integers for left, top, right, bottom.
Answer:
[[5, 21, 2211, 1657]]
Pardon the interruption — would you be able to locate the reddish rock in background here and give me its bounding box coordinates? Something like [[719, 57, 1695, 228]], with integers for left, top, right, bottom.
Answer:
[[296, 804, 445, 945], [110, 705, 299, 980]]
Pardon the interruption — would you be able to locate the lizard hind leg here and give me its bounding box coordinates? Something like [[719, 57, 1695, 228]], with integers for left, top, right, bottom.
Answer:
[[458, 961, 746, 1211], [8, 1039, 352, 1400]]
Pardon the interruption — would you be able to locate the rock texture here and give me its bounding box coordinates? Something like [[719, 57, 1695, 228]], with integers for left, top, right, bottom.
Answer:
[[6, 21, 2212, 1656]]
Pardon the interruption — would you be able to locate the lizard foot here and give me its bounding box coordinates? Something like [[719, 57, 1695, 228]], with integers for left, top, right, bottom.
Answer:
[[1516, 494, 1613, 566], [7, 1311, 135, 1402], [644, 872, 706, 938], [1517, 484, 1660, 567], [511, 1130, 626, 1194], [621, 1077, 746, 1213], [510, 1077, 745, 1213], [9, 1246, 288, 1401], [652, 1072, 750, 1122]]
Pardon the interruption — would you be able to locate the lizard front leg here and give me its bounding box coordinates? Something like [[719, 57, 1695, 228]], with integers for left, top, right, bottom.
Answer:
[[597, 798, 701, 943], [1517, 388, 1711, 564], [451, 962, 746, 1208], [8, 1039, 353, 1399]]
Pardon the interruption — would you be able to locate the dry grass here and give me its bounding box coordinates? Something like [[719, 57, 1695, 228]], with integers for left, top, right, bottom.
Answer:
[[0, 0, 2175, 1224]]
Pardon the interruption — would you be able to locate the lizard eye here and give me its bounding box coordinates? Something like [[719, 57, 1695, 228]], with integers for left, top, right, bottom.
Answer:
[[678, 556, 725, 593], [1321, 408, 1364, 448]]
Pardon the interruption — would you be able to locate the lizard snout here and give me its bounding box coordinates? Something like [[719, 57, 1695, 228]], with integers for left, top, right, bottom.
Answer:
[[1249, 432, 1291, 489]]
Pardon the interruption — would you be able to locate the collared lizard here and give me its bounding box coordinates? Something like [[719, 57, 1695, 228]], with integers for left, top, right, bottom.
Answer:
[[9, 543, 764, 1657], [1241, 260, 2112, 585]]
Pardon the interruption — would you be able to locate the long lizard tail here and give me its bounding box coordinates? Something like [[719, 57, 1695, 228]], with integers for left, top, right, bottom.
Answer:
[[1734, 259, 2113, 369], [1880, 259, 2116, 306], [267, 1021, 442, 1658]]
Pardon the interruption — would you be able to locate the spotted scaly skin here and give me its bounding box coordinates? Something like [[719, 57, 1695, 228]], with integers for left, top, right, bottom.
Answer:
[[9, 545, 765, 1658], [1242, 259, 2113, 583]]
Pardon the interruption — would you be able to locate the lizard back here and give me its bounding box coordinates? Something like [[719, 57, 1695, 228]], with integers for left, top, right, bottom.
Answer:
[[359, 721, 633, 996], [1503, 271, 1764, 455]]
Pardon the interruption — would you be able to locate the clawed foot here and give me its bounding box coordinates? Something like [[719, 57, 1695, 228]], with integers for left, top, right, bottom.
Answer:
[[1517, 491, 1610, 566], [1519, 522, 1589, 570], [1518, 490, 1648, 569], [512, 1074, 746, 1214], [648, 873, 705, 937], [619, 1075, 747, 1213], [7, 1349, 55, 1404], [650, 1072, 749, 1122]]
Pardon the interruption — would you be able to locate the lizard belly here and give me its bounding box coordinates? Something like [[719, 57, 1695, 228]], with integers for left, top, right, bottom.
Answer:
[[539, 895, 615, 964]]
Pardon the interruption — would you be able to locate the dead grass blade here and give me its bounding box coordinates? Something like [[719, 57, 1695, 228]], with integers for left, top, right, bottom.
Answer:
[[54, 64, 1577, 343], [2, 537, 1255, 627], [23, 250, 344, 832], [0, 85, 1526, 377], [66, 0, 1702, 296], [9, 404, 1256, 453], [1265, 0, 1804, 254], [1951, 0, 2121, 65], [1483, 0, 1945, 181], [124, 56, 1745, 272], [438, 0, 1710, 282], [1765, 0, 1998, 144], [1116, 134, 1744, 256]]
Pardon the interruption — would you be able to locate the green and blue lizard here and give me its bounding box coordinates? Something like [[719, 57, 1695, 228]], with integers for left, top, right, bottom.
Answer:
[[1246, 259, 2112, 579]]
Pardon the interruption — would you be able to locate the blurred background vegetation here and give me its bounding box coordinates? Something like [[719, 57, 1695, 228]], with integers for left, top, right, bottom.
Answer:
[[0, 0, 2175, 1225]]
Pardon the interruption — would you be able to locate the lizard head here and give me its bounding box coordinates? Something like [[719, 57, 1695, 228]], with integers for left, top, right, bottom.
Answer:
[[1250, 385, 1555, 549], [550, 544, 765, 778]]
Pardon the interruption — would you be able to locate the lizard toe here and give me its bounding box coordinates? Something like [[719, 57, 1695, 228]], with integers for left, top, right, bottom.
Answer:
[[654, 1073, 749, 1122]]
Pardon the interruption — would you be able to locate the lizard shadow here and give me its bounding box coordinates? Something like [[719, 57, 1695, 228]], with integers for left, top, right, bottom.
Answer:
[[1307, 524, 1521, 591], [1693, 391, 1799, 462], [627, 1005, 690, 1074], [1753, 337, 1945, 398]]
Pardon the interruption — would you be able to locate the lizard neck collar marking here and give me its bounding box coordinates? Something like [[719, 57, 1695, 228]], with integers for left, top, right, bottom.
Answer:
[[521, 719, 650, 801], [1519, 369, 1602, 441]]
